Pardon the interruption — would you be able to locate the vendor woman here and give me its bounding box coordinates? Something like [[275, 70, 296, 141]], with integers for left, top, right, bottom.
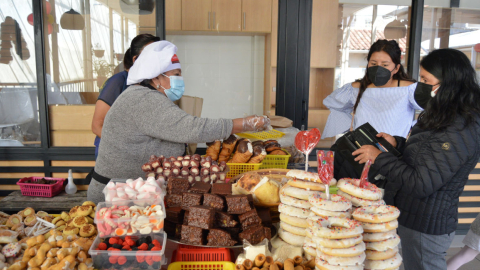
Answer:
[[87, 41, 270, 203]]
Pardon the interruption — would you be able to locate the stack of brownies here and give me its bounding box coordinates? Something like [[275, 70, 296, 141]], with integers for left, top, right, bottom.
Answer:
[[165, 178, 272, 246]]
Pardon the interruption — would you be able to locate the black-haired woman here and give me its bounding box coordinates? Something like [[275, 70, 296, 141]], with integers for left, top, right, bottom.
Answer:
[[322, 39, 421, 139], [353, 48, 480, 270], [91, 34, 160, 158]]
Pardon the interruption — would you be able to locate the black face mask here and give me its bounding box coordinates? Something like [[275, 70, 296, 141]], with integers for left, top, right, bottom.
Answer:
[[414, 82, 439, 109], [368, 66, 394, 86]]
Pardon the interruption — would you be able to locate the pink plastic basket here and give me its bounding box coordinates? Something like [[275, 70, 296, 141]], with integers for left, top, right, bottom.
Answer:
[[17, 177, 65, 197]]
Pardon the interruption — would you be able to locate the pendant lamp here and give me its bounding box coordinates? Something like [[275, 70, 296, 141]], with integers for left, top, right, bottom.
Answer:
[[60, 7, 85, 30], [384, 7, 407, 40], [120, 0, 154, 15]]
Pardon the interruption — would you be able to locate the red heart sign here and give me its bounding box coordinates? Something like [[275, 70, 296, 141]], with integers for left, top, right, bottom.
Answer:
[[295, 128, 321, 155]]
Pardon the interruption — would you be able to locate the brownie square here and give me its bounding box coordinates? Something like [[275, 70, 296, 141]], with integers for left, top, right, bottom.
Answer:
[[238, 209, 262, 230], [182, 192, 203, 210], [239, 225, 266, 245], [215, 212, 238, 228], [211, 183, 233, 195], [183, 210, 190, 225], [223, 227, 241, 241], [226, 195, 252, 214], [256, 207, 272, 227], [203, 193, 225, 211], [207, 229, 237, 246], [166, 207, 185, 223], [264, 227, 272, 240], [187, 206, 215, 229], [190, 182, 212, 193], [167, 178, 190, 195], [166, 194, 183, 207], [180, 225, 205, 245]]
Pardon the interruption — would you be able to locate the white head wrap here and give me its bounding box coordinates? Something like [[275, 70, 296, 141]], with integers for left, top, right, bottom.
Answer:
[[126, 40, 181, 85]]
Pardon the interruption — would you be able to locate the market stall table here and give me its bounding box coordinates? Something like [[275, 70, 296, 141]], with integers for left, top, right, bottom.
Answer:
[[0, 190, 87, 213]]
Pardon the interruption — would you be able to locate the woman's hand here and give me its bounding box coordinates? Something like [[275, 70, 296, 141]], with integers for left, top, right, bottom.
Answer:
[[352, 145, 382, 164], [377, 132, 397, 148]]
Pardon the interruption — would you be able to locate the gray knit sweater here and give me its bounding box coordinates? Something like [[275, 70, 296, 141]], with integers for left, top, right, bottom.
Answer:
[[95, 84, 233, 179]]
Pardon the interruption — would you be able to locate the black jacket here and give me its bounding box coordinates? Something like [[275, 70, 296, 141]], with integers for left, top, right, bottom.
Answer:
[[370, 116, 480, 235]]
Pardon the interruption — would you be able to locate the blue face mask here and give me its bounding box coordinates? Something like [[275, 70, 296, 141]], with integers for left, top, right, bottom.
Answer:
[[161, 74, 184, 101]]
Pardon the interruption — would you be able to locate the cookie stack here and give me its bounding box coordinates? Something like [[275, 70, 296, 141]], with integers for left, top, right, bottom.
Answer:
[[352, 205, 403, 270], [277, 170, 325, 250]]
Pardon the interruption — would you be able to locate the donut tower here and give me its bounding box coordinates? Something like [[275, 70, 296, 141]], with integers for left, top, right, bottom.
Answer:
[[277, 170, 326, 253], [338, 178, 403, 270]]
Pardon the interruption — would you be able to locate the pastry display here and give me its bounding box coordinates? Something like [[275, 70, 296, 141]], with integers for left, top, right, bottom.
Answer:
[[236, 253, 315, 270], [232, 172, 281, 206], [218, 135, 238, 162]]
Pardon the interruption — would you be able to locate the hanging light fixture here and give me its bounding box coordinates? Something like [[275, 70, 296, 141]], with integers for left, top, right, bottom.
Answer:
[[384, 7, 407, 40], [60, 0, 85, 30], [120, 0, 154, 15]]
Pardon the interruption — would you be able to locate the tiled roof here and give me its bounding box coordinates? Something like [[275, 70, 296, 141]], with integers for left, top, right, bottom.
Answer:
[[346, 29, 408, 52]]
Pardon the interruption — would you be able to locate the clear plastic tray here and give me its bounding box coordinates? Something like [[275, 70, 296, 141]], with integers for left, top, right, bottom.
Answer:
[[94, 199, 166, 237], [102, 178, 166, 205], [88, 232, 167, 270]]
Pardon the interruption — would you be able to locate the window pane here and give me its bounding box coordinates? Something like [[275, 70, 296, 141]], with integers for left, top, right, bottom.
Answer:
[[46, 0, 153, 147], [0, 0, 40, 147]]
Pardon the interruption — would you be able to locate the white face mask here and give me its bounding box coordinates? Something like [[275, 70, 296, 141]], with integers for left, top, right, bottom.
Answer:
[[431, 84, 440, 97]]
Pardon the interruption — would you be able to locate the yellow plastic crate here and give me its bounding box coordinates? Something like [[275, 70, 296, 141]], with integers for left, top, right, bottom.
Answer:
[[226, 162, 262, 178], [259, 149, 291, 170], [168, 261, 236, 270], [236, 129, 285, 140]]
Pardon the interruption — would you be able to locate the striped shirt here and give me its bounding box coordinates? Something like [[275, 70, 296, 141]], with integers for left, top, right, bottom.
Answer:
[[321, 82, 422, 139]]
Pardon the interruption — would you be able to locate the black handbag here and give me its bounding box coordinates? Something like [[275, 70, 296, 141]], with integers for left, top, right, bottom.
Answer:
[[331, 123, 401, 183]]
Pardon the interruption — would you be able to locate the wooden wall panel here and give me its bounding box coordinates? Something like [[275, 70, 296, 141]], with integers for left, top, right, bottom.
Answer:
[[0, 173, 45, 178], [51, 173, 89, 179], [51, 161, 96, 167], [51, 131, 96, 147], [310, 0, 339, 68], [0, 161, 43, 166], [49, 105, 95, 131]]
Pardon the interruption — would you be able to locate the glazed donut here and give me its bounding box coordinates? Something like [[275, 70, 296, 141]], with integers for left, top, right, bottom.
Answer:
[[313, 235, 363, 249], [316, 251, 366, 266], [280, 221, 306, 236], [286, 169, 322, 183], [309, 193, 352, 212], [362, 222, 398, 234], [337, 178, 383, 201], [311, 207, 352, 219], [353, 205, 400, 223], [337, 190, 385, 207], [366, 235, 400, 251], [363, 229, 397, 242], [280, 213, 308, 228], [282, 185, 318, 200], [365, 246, 398, 261], [280, 192, 311, 208], [311, 216, 363, 239], [278, 203, 311, 218], [364, 253, 402, 270], [315, 257, 363, 270], [303, 245, 317, 257], [317, 242, 365, 257], [278, 228, 305, 247], [288, 178, 337, 190]]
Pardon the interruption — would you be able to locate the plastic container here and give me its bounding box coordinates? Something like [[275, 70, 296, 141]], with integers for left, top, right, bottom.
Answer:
[[259, 149, 291, 170], [95, 199, 166, 237], [17, 177, 65, 197], [172, 244, 232, 262], [225, 163, 262, 178], [236, 129, 285, 140], [103, 178, 166, 204], [89, 232, 167, 270], [168, 262, 236, 270]]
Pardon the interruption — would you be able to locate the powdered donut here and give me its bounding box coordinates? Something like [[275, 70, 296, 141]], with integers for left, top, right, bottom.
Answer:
[[364, 253, 402, 269], [311, 216, 363, 239], [280, 192, 311, 208], [278, 203, 311, 218], [337, 178, 383, 200], [280, 221, 307, 236], [361, 220, 398, 233], [337, 190, 386, 207], [288, 179, 328, 191], [316, 251, 366, 266], [303, 244, 317, 257], [313, 235, 363, 249], [309, 193, 352, 212], [278, 228, 305, 247], [353, 205, 400, 223], [311, 207, 352, 219], [365, 246, 398, 261], [282, 185, 318, 200], [315, 257, 363, 270], [280, 213, 308, 228], [317, 241, 366, 257], [365, 235, 400, 251], [363, 229, 397, 242]]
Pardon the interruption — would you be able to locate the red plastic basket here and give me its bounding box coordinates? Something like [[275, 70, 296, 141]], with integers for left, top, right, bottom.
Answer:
[[172, 244, 232, 262], [17, 177, 65, 197]]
